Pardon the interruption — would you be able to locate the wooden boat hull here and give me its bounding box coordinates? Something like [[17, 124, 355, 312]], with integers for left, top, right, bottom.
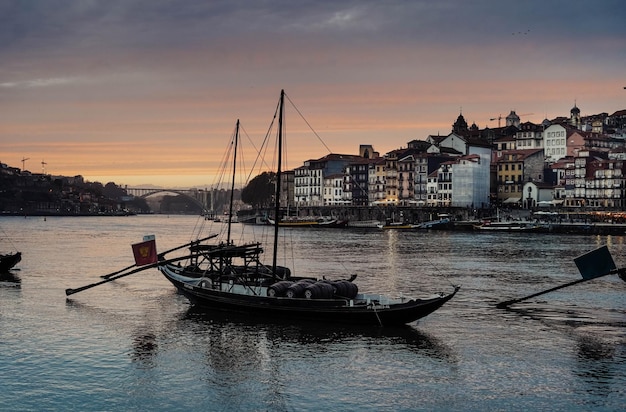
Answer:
[[0, 252, 21, 272], [418, 218, 452, 230], [159, 263, 459, 327], [473, 222, 543, 231], [268, 218, 348, 228]]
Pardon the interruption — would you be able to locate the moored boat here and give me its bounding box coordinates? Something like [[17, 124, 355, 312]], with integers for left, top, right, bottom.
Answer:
[[473, 220, 543, 232], [418, 217, 452, 230], [0, 252, 21, 272], [158, 242, 459, 326], [267, 217, 348, 228], [377, 222, 418, 230], [347, 220, 383, 229]]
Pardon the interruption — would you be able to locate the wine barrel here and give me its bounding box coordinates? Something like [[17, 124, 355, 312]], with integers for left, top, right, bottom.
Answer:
[[267, 280, 293, 297], [304, 282, 335, 299], [285, 280, 313, 298], [334, 280, 358, 298]]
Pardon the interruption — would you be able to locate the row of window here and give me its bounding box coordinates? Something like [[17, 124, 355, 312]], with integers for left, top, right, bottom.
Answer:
[[498, 164, 522, 171], [547, 131, 565, 138], [546, 148, 566, 156], [546, 138, 565, 146]]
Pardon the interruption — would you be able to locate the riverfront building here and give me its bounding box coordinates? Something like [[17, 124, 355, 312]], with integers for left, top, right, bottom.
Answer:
[[281, 103, 626, 211]]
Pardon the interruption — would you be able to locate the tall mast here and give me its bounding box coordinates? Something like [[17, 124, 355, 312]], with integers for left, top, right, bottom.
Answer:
[[272, 90, 284, 274], [227, 119, 239, 245]]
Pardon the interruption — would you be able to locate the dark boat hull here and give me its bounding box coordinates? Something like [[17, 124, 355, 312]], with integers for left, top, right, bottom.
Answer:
[[0, 252, 21, 272], [159, 264, 459, 327]]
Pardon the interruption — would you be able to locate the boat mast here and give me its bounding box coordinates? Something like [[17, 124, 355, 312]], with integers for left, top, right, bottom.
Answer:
[[227, 119, 239, 245], [272, 90, 284, 274]]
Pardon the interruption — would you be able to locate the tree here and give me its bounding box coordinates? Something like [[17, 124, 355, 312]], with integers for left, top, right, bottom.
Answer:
[[241, 172, 275, 208], [103, 182, 128, 200]]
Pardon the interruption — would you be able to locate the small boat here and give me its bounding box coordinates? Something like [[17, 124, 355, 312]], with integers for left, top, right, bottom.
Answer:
[[376, 222, 418, 230], [418, 217, 452, 230], [156, 91, 459, 327], [267, 217, 320, 227], [267, 217, 348, 228], [473, 221, 543, 232], [347, 220, 383, 229], [317, 218, 349, 228], [0, 252, 22, 272]]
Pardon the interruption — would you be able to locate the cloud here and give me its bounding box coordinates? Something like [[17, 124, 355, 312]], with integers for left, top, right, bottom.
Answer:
[[0, 77, 78, 88], [1, 1, 625, 186]]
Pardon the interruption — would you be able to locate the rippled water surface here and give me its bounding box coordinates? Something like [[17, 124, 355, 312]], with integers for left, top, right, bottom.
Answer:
[[1, 215, 625, 411]]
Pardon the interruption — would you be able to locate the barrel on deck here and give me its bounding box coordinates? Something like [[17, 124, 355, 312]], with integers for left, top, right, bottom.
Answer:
[[285, 279, 315, 298], [304, 282, 335, 299], [267, 280, 294, 297], [332, 280, 358, 299]]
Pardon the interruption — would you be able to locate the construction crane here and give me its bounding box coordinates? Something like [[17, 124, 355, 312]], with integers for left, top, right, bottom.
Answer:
[[489, 112, 533, 128], [21, 157, 30, 172], [41, 160, 47, 174]]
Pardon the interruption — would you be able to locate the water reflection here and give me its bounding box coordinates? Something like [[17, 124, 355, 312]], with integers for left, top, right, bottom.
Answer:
[[0, 271, 21, 287], [181, 306, 457, 363], [503, 304, 625, 399], [574, 334, 622, 400], [131, 332, 159, 369]]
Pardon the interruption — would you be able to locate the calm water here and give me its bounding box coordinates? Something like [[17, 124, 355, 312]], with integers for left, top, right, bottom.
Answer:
[[1, 215, 625, 411]]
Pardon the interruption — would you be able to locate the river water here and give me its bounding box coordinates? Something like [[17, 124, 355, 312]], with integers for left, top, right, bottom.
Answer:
[[1, 215, 624, 411]]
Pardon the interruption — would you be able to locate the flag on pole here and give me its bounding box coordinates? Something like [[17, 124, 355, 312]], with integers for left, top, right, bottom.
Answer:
[[132, 236, 157, 266]]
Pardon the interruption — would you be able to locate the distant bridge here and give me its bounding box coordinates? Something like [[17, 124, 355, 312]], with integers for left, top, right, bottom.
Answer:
[[125, 187, 210, 210]]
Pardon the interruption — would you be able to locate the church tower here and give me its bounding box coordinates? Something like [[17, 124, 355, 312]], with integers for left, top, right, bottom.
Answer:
[[506, 110, 521, 128], [570, 103, 581, 129], [452, 111, 469, 135]]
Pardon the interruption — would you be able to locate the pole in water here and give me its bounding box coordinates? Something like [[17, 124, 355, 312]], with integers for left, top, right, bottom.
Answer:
[[496, 246, 624, 309]]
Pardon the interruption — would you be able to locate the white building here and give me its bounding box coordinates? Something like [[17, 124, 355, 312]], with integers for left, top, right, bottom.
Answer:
[[294, 163, 323, 206], [516, 122, 544, 150], [451, 154, 490, 208], [544, 124, 568, 162], [323, 174, 346, 205]]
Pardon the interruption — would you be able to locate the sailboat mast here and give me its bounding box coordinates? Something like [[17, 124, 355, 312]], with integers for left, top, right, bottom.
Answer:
[[227, 119, 239, 245], [272, 90, 284, 274]]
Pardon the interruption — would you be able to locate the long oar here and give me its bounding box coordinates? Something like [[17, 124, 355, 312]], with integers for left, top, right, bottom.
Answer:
[[100, 234, 217, 279], [496, 268, 624, 309], [66, 254, 194, 296]]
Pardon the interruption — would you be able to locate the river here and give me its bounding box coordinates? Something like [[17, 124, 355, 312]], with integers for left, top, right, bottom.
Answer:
[[1, 215, 624, 411]]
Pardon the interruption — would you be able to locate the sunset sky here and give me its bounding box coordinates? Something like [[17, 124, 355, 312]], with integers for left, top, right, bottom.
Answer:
[[1, 0, 625, 188]]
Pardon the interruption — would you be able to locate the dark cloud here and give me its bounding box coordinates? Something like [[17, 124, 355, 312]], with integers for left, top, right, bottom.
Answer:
[[2, 0, 624, 57]]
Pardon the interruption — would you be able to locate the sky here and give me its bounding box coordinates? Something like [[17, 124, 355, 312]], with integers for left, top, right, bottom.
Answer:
[[1, 0, 625, 188]]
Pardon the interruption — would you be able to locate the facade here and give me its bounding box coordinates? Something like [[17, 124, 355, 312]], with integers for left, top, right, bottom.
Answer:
[[451, 155, 490, 208], [522, 182, 555, 208], [496, 149, 545, 204], [414, 153, 453, 206], [293, 154, 364, 206], [370, 158, 386, 205], [426, 171, 438, 206], [384, 149, 402, 203], [345, 160, 370, 206], [398, 153, 416, 205], [578, 152, 626, 209], [322, 174, 345, 205], [515, 121, 544, 150], [543, 124, 569, 162]]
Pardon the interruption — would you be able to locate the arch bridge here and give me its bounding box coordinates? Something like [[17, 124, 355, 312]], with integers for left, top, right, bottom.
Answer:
[[125, 187, 209, 211]]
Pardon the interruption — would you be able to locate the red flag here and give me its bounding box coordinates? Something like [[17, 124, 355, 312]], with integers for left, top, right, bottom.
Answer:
[[132, 239, 157, 266]]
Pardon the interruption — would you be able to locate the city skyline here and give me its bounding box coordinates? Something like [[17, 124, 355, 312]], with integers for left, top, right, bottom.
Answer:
[[1, 0, 625, 187]]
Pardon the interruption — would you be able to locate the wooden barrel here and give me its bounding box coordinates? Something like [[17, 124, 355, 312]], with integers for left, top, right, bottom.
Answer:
[[304, 282, 335, 299], [333, 280, 358, 298], [267, 280, 293, 297], [285, 280, 314, 298]]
